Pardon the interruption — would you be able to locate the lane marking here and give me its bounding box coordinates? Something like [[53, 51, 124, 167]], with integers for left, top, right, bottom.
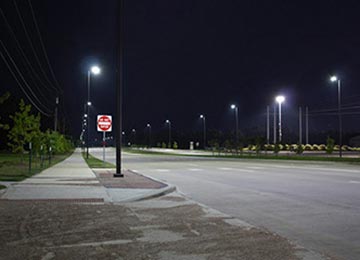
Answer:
[[188, 163, 199, 167], [218, 167, 234, 171], [187, 168, 203, 172], [154, 169, 170, 172], [234, 168, 255, 173], [247, 166, 265, 170], [269, 165, 360, 173], [217, 167, 254, 173], [349, 181, 360, 184]]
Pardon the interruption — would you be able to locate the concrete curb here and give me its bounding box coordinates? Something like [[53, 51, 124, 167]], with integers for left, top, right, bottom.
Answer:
[[113, 184, 176, 203], [115, 169, 177, 203]]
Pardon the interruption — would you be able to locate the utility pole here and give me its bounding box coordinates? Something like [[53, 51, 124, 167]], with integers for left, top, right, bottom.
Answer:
[[114, 0, 124, 177], [54, 97, 59, 132]]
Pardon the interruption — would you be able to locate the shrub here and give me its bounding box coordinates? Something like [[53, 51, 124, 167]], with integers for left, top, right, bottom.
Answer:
[[326, 137, 335, 154], [295, 143, 304, 154], [319, 144, 326, 151], [274, 143, 280, 154], [304, 144, 312, 151]]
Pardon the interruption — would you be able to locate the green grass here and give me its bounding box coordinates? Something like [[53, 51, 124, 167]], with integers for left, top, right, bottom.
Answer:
[[82, 152, 115, 168], [126, 148, 360, 164], [0, 151, 74, 182]]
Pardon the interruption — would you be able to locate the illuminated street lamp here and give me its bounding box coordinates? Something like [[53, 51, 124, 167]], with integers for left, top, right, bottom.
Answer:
[[146, 123, 152, 148], [199, 115, 206, 149], [165, 120, 171, 147], [275, 95, 285, 142], [230, 104, 239, 145], [330, 75, 343, 157], [86, 65, 101, 159]]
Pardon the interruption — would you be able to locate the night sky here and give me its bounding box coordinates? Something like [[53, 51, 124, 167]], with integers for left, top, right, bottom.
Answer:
[[1, 0, 360, 144]]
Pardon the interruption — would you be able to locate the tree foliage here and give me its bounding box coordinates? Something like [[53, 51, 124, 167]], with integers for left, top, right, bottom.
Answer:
[[7, 99, 41, 153], [7, 99, 73, 154], [326, 136, 335, 154]]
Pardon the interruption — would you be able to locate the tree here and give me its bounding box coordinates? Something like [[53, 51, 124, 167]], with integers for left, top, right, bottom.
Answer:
[[7, 99, 41, 154], [326, 136, 335, 154]]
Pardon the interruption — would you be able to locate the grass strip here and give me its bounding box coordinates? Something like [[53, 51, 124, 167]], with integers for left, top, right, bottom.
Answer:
[[0, 151, 74, 182], [82, 152, 115, 168]]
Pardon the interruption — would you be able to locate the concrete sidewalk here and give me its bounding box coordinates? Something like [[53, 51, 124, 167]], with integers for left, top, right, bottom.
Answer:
[[0, 149, 173, 203], [0, 149, 328, 259]]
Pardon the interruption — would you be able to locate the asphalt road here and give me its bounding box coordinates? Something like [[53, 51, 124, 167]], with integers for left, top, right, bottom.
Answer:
[[91, 148, 360, 260]]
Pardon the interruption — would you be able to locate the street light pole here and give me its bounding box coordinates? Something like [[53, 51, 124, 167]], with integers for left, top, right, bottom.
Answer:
[[86, 71, 90, 159], [166, 120, 171, 147], [266, 106, 270, 145], [275, 96, 285, 143], [200, 115, 206, 149], [86, 66, 100, 159], [147, 124, 151, 148], [230, 104, 239, 146], [330, 76, 343, 157]]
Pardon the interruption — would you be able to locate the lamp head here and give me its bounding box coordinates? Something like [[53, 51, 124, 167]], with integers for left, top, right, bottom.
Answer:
[[90, 66, 101, 75], [200, 114, 204, 119], [330, 76, 338, 82], [276, 95, 285, 104], [230, 104, 236, 109]]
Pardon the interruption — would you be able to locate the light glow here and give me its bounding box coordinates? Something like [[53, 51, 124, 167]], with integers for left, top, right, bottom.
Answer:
[[275, 95, 285, 103], [330, 76, 338, 82], [91, 66, 101, 75]]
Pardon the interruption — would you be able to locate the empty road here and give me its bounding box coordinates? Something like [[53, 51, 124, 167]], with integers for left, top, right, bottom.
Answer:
[[91, 148, 360, 260]]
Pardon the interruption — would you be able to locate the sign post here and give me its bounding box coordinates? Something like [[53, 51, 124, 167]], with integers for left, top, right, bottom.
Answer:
[[97, 115, 112, 165]]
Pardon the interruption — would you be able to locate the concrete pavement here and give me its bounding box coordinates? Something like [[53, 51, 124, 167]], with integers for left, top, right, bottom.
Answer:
[[91, 147, 360, 260], [0, 148, 173, 203], [0, 148, 321, 260]]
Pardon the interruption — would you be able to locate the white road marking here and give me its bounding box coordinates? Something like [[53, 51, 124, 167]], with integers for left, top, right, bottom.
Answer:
[[188, 163, 199, 167], [217, 167, 254, 173], [218, 167, 234, 171], [234, 168, 255, 173], [187, 168, 203, 171], [247, 166, 265, 170], [154, 169, 170, 172], [270, 165, 360, 173], [349, 181, 360, 184]]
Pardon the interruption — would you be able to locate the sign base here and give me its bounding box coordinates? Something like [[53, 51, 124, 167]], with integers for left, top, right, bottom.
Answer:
[[113, 173, 124, 178]]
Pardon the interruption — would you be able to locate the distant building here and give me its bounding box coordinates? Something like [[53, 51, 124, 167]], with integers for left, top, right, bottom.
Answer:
[[349, 136, 360, 147]]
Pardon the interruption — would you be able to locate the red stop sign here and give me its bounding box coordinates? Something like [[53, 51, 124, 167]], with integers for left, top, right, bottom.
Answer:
[[97, 115, 112, 132]]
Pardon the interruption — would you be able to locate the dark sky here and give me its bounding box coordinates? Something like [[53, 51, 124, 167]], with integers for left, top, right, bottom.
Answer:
[[1, 0, 360, 142]]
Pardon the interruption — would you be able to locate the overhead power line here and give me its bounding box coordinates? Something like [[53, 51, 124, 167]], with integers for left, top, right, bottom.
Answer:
[[13, 0, 60, 94], [0, 7, 57, 106], [27, 0, 62, 94], [0, 40, 53, 116]]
